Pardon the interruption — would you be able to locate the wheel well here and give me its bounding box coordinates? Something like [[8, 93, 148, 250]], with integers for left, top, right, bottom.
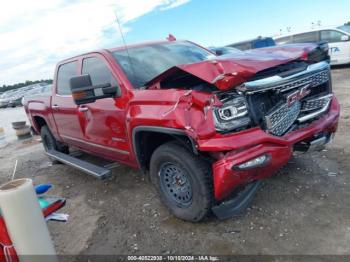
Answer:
[[33, 116, 47, 133], [133, 128, 197, 173]]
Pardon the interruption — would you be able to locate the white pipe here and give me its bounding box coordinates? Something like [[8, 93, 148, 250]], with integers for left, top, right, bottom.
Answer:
[[0, 179, 57, 262]]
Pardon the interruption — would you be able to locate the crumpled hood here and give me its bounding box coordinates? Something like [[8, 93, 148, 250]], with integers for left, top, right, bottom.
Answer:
[[146, 43, 318, 91]]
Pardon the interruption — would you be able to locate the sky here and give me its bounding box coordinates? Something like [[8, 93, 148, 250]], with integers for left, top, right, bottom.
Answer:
[[0, 0, 349, 86]]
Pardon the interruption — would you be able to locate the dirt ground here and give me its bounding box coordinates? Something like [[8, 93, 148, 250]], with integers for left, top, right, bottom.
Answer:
[[0, 66, 349, 257]]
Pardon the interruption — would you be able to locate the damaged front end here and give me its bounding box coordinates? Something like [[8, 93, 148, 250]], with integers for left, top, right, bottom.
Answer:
[[141, 42, 339, 218]]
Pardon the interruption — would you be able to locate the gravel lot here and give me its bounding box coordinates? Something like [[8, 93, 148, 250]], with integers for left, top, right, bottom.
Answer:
[[0, 66, 349, 258]]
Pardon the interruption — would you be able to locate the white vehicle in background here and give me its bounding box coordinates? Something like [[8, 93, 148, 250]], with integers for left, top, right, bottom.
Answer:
[[274, 25, 350, 65]]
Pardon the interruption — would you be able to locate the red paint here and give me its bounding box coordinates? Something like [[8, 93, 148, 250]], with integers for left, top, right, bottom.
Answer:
[[23, 40, 340, 202], [211, 97, 339, 200]]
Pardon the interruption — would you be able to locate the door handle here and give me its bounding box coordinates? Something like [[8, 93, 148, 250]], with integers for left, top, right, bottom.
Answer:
[[78, 106, 89, 112], [52, 104, 59, 109]]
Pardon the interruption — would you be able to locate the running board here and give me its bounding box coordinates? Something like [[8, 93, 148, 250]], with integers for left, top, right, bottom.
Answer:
[[46, 149, 111, 179]]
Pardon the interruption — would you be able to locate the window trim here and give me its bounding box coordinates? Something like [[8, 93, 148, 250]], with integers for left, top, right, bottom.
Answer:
[[320, 29, 347, 43], [56, 60, 79, 96], [292, 31, 320, 43], [81, 54, 122, 96]]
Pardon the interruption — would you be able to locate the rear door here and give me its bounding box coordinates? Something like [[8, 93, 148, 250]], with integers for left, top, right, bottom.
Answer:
[[51, 60, 86, 147], [320, 29, 350, 64], [77, 54, 130, 161], [292, 31, 319, 43]]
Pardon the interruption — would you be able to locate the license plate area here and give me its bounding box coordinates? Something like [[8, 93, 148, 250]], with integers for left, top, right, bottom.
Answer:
[[293, 133, 333, 153]]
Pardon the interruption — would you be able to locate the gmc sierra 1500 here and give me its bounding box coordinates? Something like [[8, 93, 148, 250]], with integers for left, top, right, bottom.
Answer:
[[24, 39, 339, 221]]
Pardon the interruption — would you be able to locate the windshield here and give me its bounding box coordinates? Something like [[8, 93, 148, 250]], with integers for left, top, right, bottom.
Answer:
[[112, 41, 214, 88], [337, 25, 350, 34]]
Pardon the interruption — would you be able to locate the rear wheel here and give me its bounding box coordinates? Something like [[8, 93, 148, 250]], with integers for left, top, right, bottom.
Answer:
[[41, 125, 68, 163], [150, 142, 213, 222]]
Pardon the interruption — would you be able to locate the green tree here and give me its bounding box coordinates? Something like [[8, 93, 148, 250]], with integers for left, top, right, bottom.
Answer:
[[345, 21, 350, 26], [0, 79, 53, 93]]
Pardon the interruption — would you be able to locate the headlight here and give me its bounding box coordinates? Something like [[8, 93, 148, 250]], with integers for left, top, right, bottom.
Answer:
[[213, 96, 251, 132]]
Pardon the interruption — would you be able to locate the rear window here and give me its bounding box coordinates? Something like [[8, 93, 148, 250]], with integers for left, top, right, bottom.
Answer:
[[253, 38, 275, 48], [275, 36, 293, 45], [56, 61, 78, 95], [320, 30, 347, 43], [229, 42, 252, 51], [293, 32, 319, 43]]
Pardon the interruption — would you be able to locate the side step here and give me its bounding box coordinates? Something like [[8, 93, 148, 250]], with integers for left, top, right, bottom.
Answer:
[[46, 149, 111, 179]]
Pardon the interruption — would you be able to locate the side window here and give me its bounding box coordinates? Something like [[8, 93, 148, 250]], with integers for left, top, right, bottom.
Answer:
[[82, 57, 118, 86], [57, 61, 78, 95], [275, 36, 292, 45], [231, 42, 251, 51], [320, 30, 346, 43], [293, 32, 319, 43]]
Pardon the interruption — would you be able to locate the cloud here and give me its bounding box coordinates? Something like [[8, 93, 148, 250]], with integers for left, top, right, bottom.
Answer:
[[0, 0, 190, 85]]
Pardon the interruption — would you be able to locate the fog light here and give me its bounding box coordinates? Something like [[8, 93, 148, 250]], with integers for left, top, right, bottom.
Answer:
[[235, 154, 270, 170]]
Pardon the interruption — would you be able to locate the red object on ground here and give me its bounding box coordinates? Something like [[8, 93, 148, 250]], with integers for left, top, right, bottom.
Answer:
[[0, 218, 18, 262], [0, 197, 65, 262]]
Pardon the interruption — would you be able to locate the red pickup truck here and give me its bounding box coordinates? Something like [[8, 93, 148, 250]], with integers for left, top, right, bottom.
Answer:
[[24, 39, 340, 221]]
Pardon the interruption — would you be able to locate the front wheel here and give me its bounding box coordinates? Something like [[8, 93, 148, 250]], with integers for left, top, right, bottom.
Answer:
[[150, 142, 213, 222]]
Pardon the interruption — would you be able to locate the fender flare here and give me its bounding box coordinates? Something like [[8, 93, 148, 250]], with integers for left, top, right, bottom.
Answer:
[[132, 126, 198, 172]]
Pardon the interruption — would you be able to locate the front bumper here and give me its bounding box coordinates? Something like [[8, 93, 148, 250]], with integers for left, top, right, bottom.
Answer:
[[198, 97, 340, 201]]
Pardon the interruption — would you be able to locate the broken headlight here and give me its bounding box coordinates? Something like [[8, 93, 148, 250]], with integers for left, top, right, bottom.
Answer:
[[213, 96, 251, 132]]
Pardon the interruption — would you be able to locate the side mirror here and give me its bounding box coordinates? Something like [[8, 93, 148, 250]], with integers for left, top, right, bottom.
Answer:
[[341, 35, 350, 41], [70, 74, 120, 105]]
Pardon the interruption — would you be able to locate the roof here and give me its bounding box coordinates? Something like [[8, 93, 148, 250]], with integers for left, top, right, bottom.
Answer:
[[274, 26, 350, 39], [227, 36, 273, 46]]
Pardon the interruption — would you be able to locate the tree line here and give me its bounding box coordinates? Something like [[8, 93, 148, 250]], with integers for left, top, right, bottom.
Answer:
[[0, 79, 53, 93]]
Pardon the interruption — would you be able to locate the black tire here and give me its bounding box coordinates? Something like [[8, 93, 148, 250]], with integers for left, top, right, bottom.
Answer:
[[150, 141, 213, 222], [41, 125, 68, 163]]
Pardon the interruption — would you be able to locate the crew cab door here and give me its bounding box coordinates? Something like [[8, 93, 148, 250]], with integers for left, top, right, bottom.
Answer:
[[77, 55, 130, 161], [51, 60, 86, 146]]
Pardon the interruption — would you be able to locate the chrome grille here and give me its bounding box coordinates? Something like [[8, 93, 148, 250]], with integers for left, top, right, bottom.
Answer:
[[309, 70, 329, 87], [245, 61, 332, 136], [265, 102, 301, 136], [279, 70, 329, 92], [301, 94, 333, 112]]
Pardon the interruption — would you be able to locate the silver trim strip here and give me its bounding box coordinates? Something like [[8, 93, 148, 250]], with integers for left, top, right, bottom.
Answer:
[[46, 150, 110, 178], [297, 97, 332, 123], [243, 61, 330, 93], [301, 94, 333, 112], [61, 135, 130, 155]]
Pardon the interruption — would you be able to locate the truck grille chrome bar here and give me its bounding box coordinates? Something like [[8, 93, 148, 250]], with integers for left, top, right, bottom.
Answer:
[[245, 61, 332, 136], [243, 61, 330, 94], [265, 101, 301, 136]]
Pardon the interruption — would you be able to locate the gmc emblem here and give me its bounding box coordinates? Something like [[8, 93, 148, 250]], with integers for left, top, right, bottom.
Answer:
[[286, 85, 311, 107]]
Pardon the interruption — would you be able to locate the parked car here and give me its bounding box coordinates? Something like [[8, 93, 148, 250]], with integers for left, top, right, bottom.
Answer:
[[5, 83, 49, 107], [208, 46, 242, 56], [227, 36, 276, 51], [21, 84, 52, 106], [274, 26, 350, 65], [0, 93, 10, 108], [0, 89, 19, 108], [24, 39, 339, 222]]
